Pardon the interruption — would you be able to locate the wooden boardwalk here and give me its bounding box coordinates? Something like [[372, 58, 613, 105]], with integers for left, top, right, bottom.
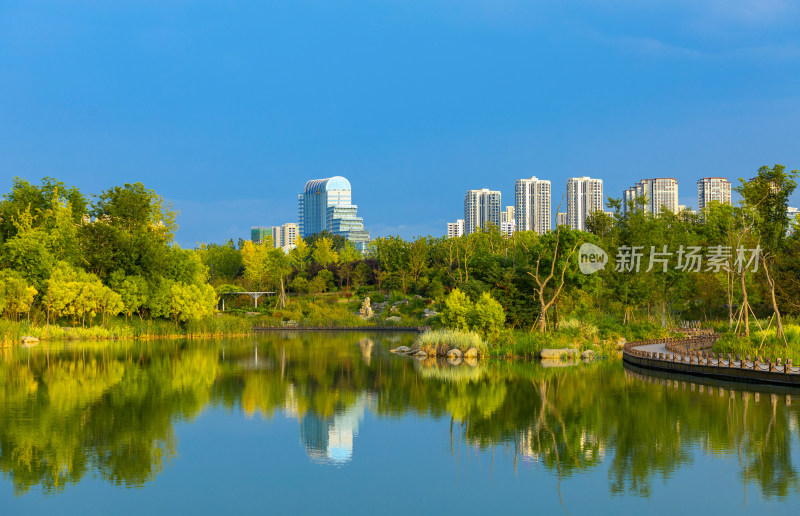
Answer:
[[623, 333, 800, 388]]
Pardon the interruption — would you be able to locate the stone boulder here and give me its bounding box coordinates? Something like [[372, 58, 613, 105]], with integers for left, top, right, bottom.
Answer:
[[447, 349, 463, 359], [21, 336, 40, 346], [390, 346, 412, 354], [580, 350, 595, 359], [539, 348, 578, 359], [464, 348, 479, 359]]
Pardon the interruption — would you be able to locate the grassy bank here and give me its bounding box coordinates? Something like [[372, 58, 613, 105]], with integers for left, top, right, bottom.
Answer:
[[709, 319, 800, 363], [0, 315, 260, 345], [0, 293, 429, 345], [410, 315, 672, 359], [486, 316, 672, 359]]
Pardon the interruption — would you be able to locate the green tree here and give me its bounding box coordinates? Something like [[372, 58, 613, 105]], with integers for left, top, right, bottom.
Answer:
[[289, 276, 309, 294], [79, 182, 176, 281], [289, 238, 310, 271], [169, 283, 216, 323], [0, 271, 37, 321], [737, 165, 799, 339], [312, 237, 338, 269], [441, 288, 473, 332], [470, 292, 506, 339], [116, 276, 149, 320]]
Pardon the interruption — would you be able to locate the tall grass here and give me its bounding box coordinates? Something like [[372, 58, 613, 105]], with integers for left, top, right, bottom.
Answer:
[[416, 329, 486, 354], [487, 315, 671, 359], [713, 322, 800, 363]]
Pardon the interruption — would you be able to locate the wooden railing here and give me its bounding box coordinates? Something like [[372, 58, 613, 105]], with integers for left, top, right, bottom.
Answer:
[[623, 334, 800, 376]]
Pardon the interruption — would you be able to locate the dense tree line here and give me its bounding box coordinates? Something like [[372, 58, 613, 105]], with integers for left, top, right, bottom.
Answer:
[[0, 178, 215, 325], [3, 165, 796, 334], [205, 164, 799, 336]]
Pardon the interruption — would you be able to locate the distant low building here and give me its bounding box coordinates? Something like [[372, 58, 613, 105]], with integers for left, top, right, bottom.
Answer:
[[501, 206, 515, 224], [556, 212, 567, 227], [251, 226, 271, 244], [500, 220, 516, 237], [252, 223, 299, 249], [447, 219, 465, 238], [623, 178, 678, 216]]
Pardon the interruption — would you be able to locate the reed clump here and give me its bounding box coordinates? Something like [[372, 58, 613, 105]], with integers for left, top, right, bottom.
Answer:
[[416, 329, 486, 355]]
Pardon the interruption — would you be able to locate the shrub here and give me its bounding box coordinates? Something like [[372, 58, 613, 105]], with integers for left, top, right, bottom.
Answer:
[[441, 289, 472, 332], [470, 292, 505, 339]]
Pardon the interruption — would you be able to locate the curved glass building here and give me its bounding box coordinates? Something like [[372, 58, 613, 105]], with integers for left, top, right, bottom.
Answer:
[[298, 176, 370, 251]]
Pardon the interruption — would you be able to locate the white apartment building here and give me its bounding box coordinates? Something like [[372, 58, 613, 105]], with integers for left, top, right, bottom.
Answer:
[[515, 177, 551, 234], [697, 177, 732, 214], [501, 206, 515, 224], [281, 223, 299, 248], [556, 212, 567, 227], [464, 189, 501, 235], [500, 220, 516, 237], [623, 178, 679, 216], [566, 177, 603, 231], [447, 219, 465, 238], [268, 223, 300, 249]]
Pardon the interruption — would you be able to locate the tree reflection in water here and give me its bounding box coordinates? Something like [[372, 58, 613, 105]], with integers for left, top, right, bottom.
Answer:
[[0, 334, 798, 499]]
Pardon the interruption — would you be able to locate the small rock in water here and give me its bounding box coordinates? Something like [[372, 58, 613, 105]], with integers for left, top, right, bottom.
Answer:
[[391, 346, 412, 354], [580, 350, 596, 360], [464, 347, 478, 359], [446, 348, 462, 359], [21, 336, 40, 346], [414, 350, 428, 358]]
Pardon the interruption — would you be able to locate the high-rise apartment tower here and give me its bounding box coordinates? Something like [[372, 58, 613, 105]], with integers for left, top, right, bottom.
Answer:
[[697, 177, 732, 214], [464, 189, 501, 235], [623, 178, 678, 216], [566, 177, 603, 231], [515, 177, 551, 234]]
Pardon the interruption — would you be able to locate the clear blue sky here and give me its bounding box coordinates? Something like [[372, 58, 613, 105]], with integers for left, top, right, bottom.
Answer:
[[2, 1, 799, 247]]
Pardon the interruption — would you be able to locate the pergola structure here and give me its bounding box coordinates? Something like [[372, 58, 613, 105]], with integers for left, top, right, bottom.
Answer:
[[220, 291, 276, 311]]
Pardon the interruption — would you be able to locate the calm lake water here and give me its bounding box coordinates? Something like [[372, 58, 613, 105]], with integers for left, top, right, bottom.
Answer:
[[1, 332, 799, 514]]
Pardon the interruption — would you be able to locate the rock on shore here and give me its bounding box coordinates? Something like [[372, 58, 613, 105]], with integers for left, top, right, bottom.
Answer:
[[539, 348, 578, 359]]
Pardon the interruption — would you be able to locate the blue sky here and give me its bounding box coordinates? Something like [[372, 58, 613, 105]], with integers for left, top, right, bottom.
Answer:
[[1, 1, 799, 247]]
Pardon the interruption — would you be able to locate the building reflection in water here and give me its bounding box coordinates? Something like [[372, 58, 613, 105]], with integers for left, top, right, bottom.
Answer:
[[292, 392, 370, 465]]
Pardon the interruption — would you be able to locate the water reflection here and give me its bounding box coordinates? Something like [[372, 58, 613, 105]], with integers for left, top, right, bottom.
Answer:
[[0, 333, 799, 501], [298, 393, 368, 465]]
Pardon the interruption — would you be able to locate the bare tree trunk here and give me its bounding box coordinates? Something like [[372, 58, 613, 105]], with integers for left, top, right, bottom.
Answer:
[[740, 270, 750, 337], [279, 277, 287, 308], [529, 231, 581, 333], [727, 271, 734, 328], [761, 255, 783, 340]]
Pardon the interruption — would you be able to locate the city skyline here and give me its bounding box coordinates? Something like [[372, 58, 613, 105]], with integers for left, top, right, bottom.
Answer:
[[1, 2, 799, 247]]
